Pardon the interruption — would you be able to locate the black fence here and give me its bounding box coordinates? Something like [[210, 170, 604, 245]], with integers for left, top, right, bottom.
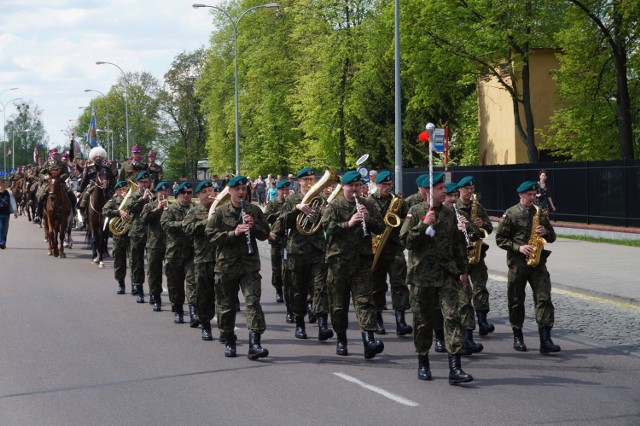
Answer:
[[401, 160, 640, 228]]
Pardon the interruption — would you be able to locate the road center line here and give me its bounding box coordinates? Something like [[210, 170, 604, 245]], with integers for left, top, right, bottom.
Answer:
[[333, 372, 419, 407]]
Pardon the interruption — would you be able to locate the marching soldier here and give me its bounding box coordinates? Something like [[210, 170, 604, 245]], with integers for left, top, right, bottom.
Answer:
[[367, 170, 413, 336], [125, 171, 153, 302], [147, 151, 164, 188], [400, 172, 473, 384], [103, 181, 130, 294], [456, 176, 496, 337], [140, 181, 171, 312], [118, 145, 148, 183], [495, 181, 560, 354], [183, 180, 217, 339], [208, 176, 270, 360], [320, 170, 385, 359], [161, 182, 196, 325], [263, 179, 290, 304], [280, 167, 333, 341]]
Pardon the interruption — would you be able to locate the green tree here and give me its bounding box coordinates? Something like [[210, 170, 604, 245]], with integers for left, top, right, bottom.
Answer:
[[4, 101, 47, 167]]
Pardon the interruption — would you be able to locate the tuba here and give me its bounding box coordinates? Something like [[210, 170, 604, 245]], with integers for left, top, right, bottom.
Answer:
[[108, 181, 138, 236], [467, 193, 488, 265], [371, 194, 404, 271], [207, 186, 231, 220], [526, 204, 547, 267], [295, 166, 340, 235]]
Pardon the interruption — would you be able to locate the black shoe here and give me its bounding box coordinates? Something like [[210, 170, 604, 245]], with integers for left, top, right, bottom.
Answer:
[[434, 329, 446, 353], [149, 293, 156, 305], [395, 310, 413, 336], [248, 331, 269, 360], [174, 307, 184, 324], [224, 332, 237, 357], [295, 316, 307, 339], [476, 310, 495, 336], [201, 322, 213, 341], [285, 311, 294, 324], [539, 327, 561, 353], [33, 216, 41, 224], [463, 329, 483, 355], [0, 244, 5, 249], [513, 328, 528, 352], [317, 313, 334, 341], [418, 355, 432, 381], [362, 331, 384, 360], [448, 355, 473, 385], [152, 294, 162, 312], [275, 288, 284, 303], [375, 311, 386, 335], [117, 281, 125, 295], [189, 304, 200, 328], [136, 285, 145, 303], [131, 285, 138, 295], [306, 302, 317, 324], [336, 332, 348, 356]]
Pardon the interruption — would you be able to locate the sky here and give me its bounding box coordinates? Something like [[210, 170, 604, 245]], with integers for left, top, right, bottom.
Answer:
[[0, 0, 215, 148]]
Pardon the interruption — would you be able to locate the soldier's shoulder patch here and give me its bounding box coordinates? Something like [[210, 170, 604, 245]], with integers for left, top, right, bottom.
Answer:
[[405, 213, 412, 219]]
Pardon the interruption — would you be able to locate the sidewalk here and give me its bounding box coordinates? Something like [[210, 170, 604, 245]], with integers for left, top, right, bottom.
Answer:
[[484, 224, 640, 307]]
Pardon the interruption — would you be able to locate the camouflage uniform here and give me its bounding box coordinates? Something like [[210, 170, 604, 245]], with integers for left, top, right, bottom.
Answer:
[[147, 162, 164, 188], [125, 191, 150, 295], [264, 198, 286, 298], [103, 193, 129, 291], [404, 191, 424, 211], [36, 158, 70, 202], [141, 199, 166, 302], [118, 159, 148, 183]]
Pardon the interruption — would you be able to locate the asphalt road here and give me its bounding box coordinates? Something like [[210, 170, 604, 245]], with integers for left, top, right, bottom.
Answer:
[[1, 216, 639, 426]]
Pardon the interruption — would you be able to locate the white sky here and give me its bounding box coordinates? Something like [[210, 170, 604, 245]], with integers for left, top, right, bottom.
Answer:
[[0, 0, 215, 147]]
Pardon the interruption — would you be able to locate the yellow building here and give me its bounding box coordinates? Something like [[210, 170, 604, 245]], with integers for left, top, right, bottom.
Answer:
[[478, 48, 561, 165]]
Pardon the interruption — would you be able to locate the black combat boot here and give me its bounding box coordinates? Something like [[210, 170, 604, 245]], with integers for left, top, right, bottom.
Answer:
[[336, 332, 348, 356], [539, 327, 561, 354], [434, 328, 446, 353], [218, 331, 227, 344], [448, 355, 473, 385], [224, 332, 237, 357], [375, 311, 386, 335], [149, 293, 156, 305], [247, 331, 269, 360], [189, 304, 200, 328], [131, 284, 138, 295], [395, 310, 413, 336], [306, 301, 317, 324], [317, 313, 334, 341], [476, 310, 495, 336], [201, 322, 213, 341], [174, 305, 184, 324], [117, 280, 125, 295], [152, 293, 162, 312], [513, 328, 528, 352], [463, 329, 484, 355], [295, 316, 307, 339], [136, 285, 145, 303], [275, 287, 284, 303], [362, 331, 384, 360], [285, 310, 294, 324], [418, 355, 432, 381]]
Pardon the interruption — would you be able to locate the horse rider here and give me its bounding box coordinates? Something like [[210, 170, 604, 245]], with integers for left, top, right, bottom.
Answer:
[[118, 145, 148, 183], [77, 146, 117, 228], [34, 148, 74, 224], [10, 166, 25, 190], [147, 151, 163, 189]]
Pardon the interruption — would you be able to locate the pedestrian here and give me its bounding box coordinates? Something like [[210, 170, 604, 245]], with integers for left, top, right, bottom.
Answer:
[[535, 170, 557, 213], [0, 179, 18, 249], [267, 181, 277, 203], [253, 175, 267, 206]]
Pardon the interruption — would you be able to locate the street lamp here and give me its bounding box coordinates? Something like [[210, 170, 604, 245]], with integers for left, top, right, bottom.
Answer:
[[96, 61, 130, 155], [192, 2, 279, 175], [1, 97, 22, 176], [0, 87, 18, 98], [12, 129, 30, 170]]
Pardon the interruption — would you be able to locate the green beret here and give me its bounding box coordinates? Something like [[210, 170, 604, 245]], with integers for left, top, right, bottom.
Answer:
[[296, 167, 314, 179], [422, 172, 446, 187], [114, 181, 127, 190], [517, 181, 539, 193], [341, 170, 361, 185], [154, 181, 170, 192], [227, 175, 248, 188], [457, 176, 475, 187], [416, 174, 429, 188], [276, 179, 290, 190], [174, 181, 193, 197], [445, 182, 459, 194], [135, 171, 150, 181], [375, 170, 392, 184], [195, 180, 213, 194]]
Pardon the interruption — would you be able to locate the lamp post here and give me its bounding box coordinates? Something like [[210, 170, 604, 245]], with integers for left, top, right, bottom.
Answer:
[[96, 61, 130, 155], [85, 89, 111, 158], [1, 97, 22, 176], [192, 2, 279, 175], [12, 129, 30, 170]]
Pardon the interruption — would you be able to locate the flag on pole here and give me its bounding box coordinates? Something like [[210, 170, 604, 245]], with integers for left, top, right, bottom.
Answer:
[[87, 107, 98, 148], [5, 147, 11, 157], [33, 144, 38, 163]]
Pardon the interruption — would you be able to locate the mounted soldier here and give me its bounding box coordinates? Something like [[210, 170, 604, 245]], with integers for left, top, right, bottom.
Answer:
[[34, 148, 75, 224], [147, 151, 163, 189], [118, 145, 148, 183], [77, 146, 117, 227]]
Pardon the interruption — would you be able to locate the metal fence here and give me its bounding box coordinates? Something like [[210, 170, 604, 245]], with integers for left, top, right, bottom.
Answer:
[[401, 160, 640, 228]]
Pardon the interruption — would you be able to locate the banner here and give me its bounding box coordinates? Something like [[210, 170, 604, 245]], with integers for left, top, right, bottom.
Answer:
[[87, 108, 98, 148], [5, 147, 11, 157]]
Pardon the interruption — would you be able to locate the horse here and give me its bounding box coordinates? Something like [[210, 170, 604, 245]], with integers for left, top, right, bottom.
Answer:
[[86, 168, 110, 267], [11, 178, 24, 216], [42, 170, 72, 258]]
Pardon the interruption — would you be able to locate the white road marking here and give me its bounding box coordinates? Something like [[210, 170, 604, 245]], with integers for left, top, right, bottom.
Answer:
[[333, 372, 419, 407]]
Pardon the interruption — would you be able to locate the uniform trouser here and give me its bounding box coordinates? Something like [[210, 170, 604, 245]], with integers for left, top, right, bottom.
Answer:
[[459, 279, 476, 330], [112, 235, 130, 282], [146, 247, 164, 295], [507, 264, 555, 329], [165, 257, 195, 307], [282, 256, 293, 312], [327, 258, 376, 333], [215, 271, 266, 334], [129, 237, 146, 284], [270, 243, 283, 289], [410, 275, 466, 356], [288, 251, 329, 318], [468, 259, 490, 311], [195, 261, 216, 323], [371, 251, 410, 312]]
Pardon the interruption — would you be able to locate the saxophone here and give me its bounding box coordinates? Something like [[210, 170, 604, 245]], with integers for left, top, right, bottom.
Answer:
[[371, 194, 404, 271], [526, 204, 547, 267], [467, 193, 488, 265]]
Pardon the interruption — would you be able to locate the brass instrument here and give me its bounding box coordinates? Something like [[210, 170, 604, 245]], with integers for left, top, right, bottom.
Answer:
[[108, 181, 138, 236], [295, 166, 340, 235], [207, 186, 230, 220], [371, 194, 404, 271], [467, 194, 488, 265], [526, 204, 547, 267]]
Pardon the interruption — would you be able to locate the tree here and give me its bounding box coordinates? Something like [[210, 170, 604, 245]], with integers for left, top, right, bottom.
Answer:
[[4, 101, 47, 167]]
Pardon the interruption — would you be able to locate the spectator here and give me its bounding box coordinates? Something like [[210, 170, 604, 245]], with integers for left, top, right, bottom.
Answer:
[[0, 179, 18, 249], [535, 170, 557, 214], [267, 181, 278, 203], [254, 175, 267, 206]]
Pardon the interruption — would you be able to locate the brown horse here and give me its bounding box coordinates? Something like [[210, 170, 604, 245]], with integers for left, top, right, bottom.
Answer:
[[11, 178, 24, 216], [43, 170, 72, 258], [86, 168, 110, 267]]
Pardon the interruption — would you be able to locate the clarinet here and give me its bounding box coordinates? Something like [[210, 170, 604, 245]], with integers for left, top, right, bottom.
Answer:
[[239, 199, 255, 256], [354, 195, 370, 238], [453, 204, 472, 248]]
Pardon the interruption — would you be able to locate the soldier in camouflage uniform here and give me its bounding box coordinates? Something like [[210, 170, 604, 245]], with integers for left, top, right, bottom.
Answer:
[[207, 176, 270, 360], [400, 172, 473, 384], [146, 151, 164, 189], [403, 174, 429, 211], [455, 176, 496, 338], [161, 181, 196, 325], [183, 180, 216, 340], [118, 145, 148, 183], [320, 170, 385, 359], [495, 181, 560, 354], [103, 181, 130, 294], [141, 181, 170, 312], [263, 179, 290, 304], [280, 167, 333, 341], [367, 170, 413, 337]]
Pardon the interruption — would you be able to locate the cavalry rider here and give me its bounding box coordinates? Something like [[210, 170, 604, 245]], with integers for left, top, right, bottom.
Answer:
[[34, 148, 75, 224], [10, 166, 25, 190], [77, 146, 117, 227], [147, 151, 163, 189], [118, 145, 148, 183]]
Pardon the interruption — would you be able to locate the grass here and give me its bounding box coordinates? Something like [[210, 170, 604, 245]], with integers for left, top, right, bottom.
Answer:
[[558, 234, 640, 247]]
